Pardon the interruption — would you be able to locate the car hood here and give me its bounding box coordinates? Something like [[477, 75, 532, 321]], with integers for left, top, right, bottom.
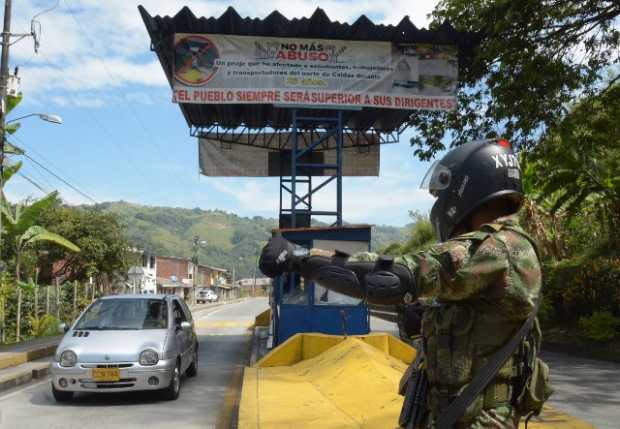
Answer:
[[57, 329, 169, 363]]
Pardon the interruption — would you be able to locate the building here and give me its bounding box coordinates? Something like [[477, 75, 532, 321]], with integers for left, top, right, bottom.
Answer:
[[154, 255, 231, 301], [127, 252, 157, 294], [197, 265, 230, 289], [155, 256, 195, 300]]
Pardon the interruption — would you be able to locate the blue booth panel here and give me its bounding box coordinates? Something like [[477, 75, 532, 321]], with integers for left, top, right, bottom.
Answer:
[[271, 225, 372, 346], [277, 303, 370, 344]]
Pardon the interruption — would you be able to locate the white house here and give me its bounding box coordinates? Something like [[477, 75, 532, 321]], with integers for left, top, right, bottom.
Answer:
[[127, 253, 158, 294]]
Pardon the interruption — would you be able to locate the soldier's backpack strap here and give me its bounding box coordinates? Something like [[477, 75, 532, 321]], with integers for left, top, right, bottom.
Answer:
[[435, 226, 543, 429], [435, 295, 542, 429]]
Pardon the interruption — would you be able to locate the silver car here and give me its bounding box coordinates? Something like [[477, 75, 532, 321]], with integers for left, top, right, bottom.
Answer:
[[51, 294, 198, 402]]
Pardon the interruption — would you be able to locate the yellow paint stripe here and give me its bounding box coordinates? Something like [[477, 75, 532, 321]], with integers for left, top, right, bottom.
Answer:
[[195, 320, 254, 329], [521, 406, 596, 429]]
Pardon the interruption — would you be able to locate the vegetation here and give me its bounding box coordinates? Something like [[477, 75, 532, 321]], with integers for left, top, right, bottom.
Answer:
[[1, 164, 80, 342], [92, 201, 409, 279], [409, 0, 620, 159], [38, 204, 131, 287]]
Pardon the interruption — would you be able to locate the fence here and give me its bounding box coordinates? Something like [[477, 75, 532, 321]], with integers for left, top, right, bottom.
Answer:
[[0, 278, 97, 345]]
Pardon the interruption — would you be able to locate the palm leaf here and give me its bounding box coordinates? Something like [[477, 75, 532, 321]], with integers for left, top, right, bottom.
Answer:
[[5, 122, 20, 135], [1, 160, 22, 184], [0, 197, 16, 228], [13, 191, 59, 236], [19, 225, 80, 253], [4, 140, 24, 155], [6, 93, 22, 115]]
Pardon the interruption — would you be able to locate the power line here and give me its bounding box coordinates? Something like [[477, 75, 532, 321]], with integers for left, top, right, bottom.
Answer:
[[63, 0, 178, 183], [34, 51, 156, 185], [13, 134, 81, 189], [18, 171, 48, 194], [25, 164, 54, 190], [16, 146, 98, 203]]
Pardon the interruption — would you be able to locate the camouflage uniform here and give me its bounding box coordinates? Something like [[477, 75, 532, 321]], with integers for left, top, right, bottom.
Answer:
[[353, 214, 542, 428]]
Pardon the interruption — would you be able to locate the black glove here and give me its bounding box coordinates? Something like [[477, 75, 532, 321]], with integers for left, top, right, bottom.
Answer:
[[259, 235, 300, 278]]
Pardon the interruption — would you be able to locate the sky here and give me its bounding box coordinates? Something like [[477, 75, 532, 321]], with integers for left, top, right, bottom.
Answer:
[[3, 0, 444, 227]]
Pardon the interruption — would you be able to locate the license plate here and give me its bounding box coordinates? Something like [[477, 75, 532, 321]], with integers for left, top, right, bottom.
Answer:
[[91, 368, 120, 382]]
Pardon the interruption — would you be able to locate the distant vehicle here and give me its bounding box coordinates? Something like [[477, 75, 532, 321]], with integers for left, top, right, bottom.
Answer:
[[196, 288, 218, 304], [50, 294, 198, 402]]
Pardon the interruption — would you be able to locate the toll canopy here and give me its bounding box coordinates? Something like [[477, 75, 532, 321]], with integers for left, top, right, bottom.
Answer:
[[138, 5, 477, 134]]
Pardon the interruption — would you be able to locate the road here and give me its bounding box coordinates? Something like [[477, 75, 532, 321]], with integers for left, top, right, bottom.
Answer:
[[0, 298, 269, 429], [542, 351, 620, 429], [1, 300, 616, 428]]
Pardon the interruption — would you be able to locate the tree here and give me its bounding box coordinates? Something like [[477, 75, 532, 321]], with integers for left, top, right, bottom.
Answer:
[[38, 205, 130, 289], [409, 0, 620, 159], [522, 84, 620, 249], [1, 188, 79, 341]]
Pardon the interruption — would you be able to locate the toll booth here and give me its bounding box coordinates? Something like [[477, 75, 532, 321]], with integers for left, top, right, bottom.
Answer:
[[140, 4, 471, 349], [271, 225, 371, 345]]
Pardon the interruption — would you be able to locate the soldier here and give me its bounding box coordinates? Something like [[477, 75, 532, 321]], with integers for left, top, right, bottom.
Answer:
[[259, 139, 551, 428]]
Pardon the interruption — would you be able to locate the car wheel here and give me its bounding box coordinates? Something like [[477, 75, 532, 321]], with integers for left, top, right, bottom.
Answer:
[[161, 361, 181, 401], [52, 383, 74, 402], [186, 347, 198, 377]]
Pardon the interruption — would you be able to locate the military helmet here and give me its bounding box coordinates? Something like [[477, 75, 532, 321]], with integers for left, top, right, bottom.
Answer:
[[421, 139, 523, 241]]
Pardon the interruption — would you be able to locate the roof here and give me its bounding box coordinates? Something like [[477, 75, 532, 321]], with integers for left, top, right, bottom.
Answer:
[[155, 255, 228, 272], [138, 6, 477, 134]]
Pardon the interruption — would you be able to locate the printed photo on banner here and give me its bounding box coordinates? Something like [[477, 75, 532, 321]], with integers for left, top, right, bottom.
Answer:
[[172, 33, 458, 111]]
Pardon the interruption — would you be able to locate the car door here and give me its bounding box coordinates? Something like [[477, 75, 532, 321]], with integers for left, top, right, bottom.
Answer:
[[171, 298, 190, 371], [179, 299, 196, 359]]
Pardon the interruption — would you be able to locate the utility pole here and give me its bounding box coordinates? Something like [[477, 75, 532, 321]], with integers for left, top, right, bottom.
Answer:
[[191, 236, 207, 305], [0, 0, 13, 256]]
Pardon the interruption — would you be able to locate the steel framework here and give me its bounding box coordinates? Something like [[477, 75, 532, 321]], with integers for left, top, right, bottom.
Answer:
[[279, 110, 344, 227]]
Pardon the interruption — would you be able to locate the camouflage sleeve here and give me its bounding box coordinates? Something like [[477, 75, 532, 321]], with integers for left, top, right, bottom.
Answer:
[[412, 233, 510, 301], [344, 234, 510, 302]]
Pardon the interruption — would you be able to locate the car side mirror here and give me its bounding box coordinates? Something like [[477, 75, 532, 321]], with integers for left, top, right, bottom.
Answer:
[[59, 322, 69, 333], [180, 321, 192, 331]]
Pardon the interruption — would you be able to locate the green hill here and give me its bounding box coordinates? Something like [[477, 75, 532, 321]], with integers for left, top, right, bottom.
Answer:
[[93, 201, 409, 278]]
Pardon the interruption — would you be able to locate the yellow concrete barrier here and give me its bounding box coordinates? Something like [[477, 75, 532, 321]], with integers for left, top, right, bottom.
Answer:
[[239, 333, 596, 429], [255, 309, 271, 327]]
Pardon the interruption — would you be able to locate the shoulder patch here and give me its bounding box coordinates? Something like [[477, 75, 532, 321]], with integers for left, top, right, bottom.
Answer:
[[481, 222, 503, 232], [452, 230, 491, 242]]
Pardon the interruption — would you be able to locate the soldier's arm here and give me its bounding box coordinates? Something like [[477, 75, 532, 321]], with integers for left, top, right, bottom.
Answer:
[[411, 233, 510, 301], [294, 249, 418, 305]]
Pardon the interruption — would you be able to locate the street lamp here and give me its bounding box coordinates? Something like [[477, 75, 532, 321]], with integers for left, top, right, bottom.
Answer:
[[0, 111, 64, 266], [6, 112, 63, 125]]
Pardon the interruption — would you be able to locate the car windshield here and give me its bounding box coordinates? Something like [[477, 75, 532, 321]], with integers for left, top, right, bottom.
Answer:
[[74, 298, 168, 330]]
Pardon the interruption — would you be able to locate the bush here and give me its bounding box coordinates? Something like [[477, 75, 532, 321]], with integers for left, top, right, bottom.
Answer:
[[578, 311, 620, 343], [29, 314, 61, 338], [543, 256, 620, 325]]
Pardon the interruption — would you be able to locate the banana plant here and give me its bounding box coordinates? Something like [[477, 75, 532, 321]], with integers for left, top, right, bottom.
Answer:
[[0, 189, 79, 341]]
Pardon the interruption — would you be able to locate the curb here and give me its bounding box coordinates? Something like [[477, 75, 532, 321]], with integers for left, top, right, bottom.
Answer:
[[0, 362, 50, 394], [0, 344, 58, 370]]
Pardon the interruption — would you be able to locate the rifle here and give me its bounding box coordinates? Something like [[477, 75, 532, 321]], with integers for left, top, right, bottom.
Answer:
[[399, 352, 428, 429]]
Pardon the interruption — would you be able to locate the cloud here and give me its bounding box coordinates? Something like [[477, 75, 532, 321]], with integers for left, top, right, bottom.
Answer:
[[9, 0, 440, 106], [209, 174, 434, 226]]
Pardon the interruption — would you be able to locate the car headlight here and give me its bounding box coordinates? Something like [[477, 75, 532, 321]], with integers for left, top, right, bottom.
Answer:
[[139, 349, 159, 366], [59, 350, 77, 367]]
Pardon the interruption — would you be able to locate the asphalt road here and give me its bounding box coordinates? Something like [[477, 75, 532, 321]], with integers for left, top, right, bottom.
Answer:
[[542, 351, 620, 429], [0, 298, 269, 429]]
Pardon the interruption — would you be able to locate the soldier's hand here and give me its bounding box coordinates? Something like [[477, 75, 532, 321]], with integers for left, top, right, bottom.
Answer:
[[259, 235, 299, 278]]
